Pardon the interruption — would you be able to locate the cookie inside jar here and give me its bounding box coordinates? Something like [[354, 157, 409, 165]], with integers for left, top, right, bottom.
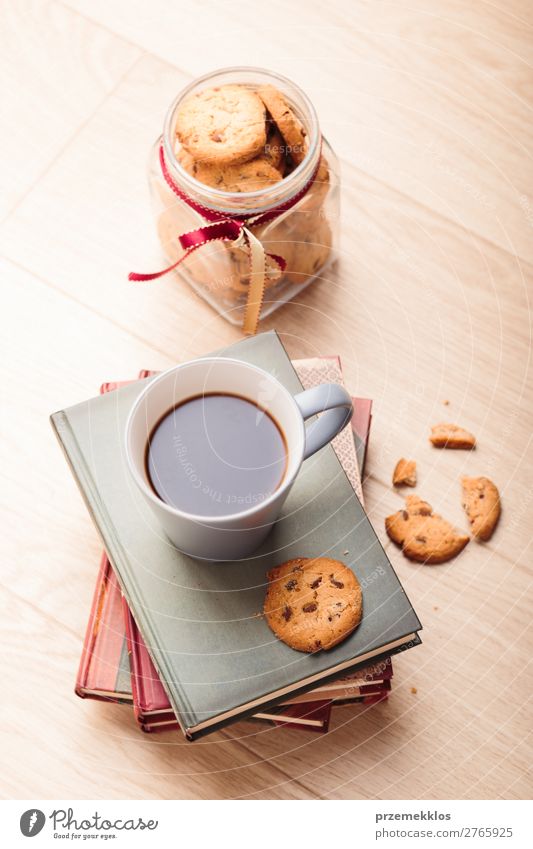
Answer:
[[148, 68, 340, 326]]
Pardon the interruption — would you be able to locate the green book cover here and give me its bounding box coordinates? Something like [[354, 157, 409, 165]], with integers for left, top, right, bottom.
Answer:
[[52, 331, 421, 740]]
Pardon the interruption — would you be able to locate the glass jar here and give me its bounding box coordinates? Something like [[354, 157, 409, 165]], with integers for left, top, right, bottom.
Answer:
[[147, 67, 340, 329]]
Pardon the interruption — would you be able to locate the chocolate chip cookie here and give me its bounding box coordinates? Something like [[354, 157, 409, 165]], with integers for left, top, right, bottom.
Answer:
[[264, 557, 363, 653], [461, 476, 501, 541], [179, 154, 283, 193], [299, 155, 330, 211], [386, 495, 469, 564], [286, 219, 332, 285], [176, 84, 267, 165], [258, 85, 308, 164], [262, 123, 285, 171]]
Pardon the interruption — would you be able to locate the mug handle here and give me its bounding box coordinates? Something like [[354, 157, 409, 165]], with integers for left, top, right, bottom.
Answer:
[[293, 384, 353, 460]]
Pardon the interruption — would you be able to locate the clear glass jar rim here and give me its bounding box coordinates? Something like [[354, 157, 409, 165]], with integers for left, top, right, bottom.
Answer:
[[162, 66, 320, 213]]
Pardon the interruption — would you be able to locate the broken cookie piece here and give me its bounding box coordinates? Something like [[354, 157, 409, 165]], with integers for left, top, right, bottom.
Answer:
[[385, 495, 469, 564], [461, 476, 501, 541], [392, 458, 417, 487], [430, 423, 476, 449]]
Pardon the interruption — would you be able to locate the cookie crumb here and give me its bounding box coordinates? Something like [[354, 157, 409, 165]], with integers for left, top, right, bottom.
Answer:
[[257, 85, 308, 164], [430, 423, 476, 449], [410, 687, 418, 695], [392, 458, 417, 487]]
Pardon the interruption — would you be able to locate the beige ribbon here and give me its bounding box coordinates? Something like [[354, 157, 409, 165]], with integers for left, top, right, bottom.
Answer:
[[240, 226, 269, 335], [130, 145, 300, 335]]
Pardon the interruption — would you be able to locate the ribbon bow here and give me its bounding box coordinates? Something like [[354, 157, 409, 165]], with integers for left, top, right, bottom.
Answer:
[[129, 145, 318, 335]]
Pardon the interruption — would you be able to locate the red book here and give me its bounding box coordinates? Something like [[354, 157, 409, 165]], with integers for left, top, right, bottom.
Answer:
[[122, 596, 174, 725], [75, 552, 132, 703], [75, 381, 135, 703]]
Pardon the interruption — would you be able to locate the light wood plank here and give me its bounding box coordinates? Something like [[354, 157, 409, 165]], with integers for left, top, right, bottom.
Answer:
[[62, 0, 533, 260], [0, 584, 313, 799], [0, 57, 239, 359], [0, 0, 140, 219], [1, 258, 173, 637], [1, 51, 532, 406]]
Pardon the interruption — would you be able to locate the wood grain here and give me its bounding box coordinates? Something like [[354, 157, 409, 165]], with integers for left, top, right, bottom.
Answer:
[[0, 0, 140, 220], [1, 0, 532, 799]]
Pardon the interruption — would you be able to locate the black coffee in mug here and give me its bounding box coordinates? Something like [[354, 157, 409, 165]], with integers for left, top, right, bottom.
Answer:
[[145, 393, 288, 517]]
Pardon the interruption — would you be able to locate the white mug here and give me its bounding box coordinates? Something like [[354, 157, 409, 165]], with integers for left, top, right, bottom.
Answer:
[[125, 357, 352, 561]]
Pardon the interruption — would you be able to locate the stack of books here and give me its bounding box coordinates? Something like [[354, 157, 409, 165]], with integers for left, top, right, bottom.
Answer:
[[77, 554, 393, 733], [52, 332, 421, 740]]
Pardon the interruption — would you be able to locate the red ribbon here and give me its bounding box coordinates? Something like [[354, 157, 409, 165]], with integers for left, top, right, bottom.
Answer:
[[129, 144, 319, 332]]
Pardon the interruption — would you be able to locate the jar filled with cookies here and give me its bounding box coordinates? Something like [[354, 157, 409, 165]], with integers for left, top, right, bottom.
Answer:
[[142, 67, 340, 334]]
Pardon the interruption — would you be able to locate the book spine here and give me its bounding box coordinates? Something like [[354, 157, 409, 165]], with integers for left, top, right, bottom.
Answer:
[[75, 379, 133, 701], [122, 597, 145, 726], [75, 551, 109, 698]]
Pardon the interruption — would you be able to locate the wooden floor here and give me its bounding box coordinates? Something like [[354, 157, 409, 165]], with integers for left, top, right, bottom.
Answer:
[[1, 0, 532, 800]]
